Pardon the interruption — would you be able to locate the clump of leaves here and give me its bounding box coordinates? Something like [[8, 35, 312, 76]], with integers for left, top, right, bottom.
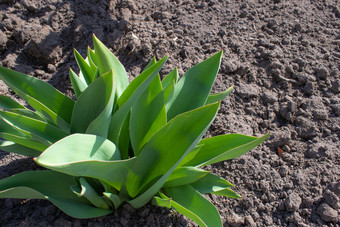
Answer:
[[0, 35, 268, 226]]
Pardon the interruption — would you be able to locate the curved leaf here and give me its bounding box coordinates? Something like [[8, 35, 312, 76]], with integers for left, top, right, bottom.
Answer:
[[167, 51, 222, 120], [71, 70, 115, 137], [35, 134, 135, 190], [0, 67, 74, 125], [185, 133, 270, 167], [143, 56, 156, 72], [0, 95, 25, 109], [162, 67, 178, 90], [125, 102, 220, 201], [93, 35, 129, 98], [0, 111, 68, 144], [130, 75, 166, 155], [205, 86, 233, 105], [163, 167, 209, 188], [163, 184, 222, 227], [0, 170, 111, 218], [74, 49, 96, 85], [108, 56, 167, 147]]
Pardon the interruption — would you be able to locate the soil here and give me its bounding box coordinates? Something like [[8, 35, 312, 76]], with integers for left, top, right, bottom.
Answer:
[[0, 0, 339, 226]]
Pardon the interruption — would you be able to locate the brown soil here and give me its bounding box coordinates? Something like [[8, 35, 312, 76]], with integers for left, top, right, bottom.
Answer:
[[0, 0, 339, 226]]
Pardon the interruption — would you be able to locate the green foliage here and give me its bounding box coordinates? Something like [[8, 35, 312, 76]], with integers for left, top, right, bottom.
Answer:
[[0, 35, 269, 226]]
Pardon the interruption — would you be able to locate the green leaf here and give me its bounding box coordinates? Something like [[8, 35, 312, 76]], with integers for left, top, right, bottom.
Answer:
[[0, 111, 69, 144], [74, 49, 96, 85], [185, 133, 270, 167], [0, 67, 75, 125], [162, 67, 178, 90], [69, 68, 87, 98], [103, 192, 121, 209], [0, 170, 111, 218], [108, 56, 167, 146], [152, 195, 171, 208], [87, 47, 99, 69], [166, 51, 222, 120], [71, 70, 115, 137], [130, 75, 166, 156], [0, 95, 25, 109], [163, 184, 222, 227], [190, 173, 241, 199], [205, 86, 233, 105], [35, 134, 135, 191], [0, 139, 41, 157], [124, 102, 220, 201], [163, 167, 209, 188], [5, 109, 46, 122], [93, 35, 129, 98], [71, 177, 110, 210], [143, 56, 156, 72]]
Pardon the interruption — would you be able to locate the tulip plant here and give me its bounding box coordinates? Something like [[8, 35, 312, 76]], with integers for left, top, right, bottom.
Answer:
[[0, 35, 268, 226]]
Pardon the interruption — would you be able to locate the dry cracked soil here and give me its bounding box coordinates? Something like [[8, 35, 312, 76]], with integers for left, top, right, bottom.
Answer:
[[0, 0, 339, 226]]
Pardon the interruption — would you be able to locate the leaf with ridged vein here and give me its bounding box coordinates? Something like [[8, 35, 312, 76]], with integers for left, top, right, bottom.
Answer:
[[130, 75, 166, 156], [163, 167, 209, 188], [108, 57, 167, 147], [184, 133, 270, 167], [0, 170, 111, 218], [166, 51, 222, 120], [0, 67, 74, 125], [0, 111, 68, 144], [124, 102, 220, 203]]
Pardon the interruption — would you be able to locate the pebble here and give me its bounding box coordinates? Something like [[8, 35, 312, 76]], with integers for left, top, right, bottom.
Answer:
[[323, 190, 340, 210], [331, 79, 340, 94], [262, 91, 278, 104], [295, 116, 318, 139], [317, 203, 338, 222], [227, 212, 244, 227], [0, 30, 7, 52], [316, 66, 329, 79], [285, 193, 302, 211], [245, 215, 256, 227], [303, 81, 315, 95]]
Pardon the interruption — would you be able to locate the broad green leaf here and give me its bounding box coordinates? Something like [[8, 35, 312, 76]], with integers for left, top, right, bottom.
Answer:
[[143, 56, 156, 72], [130, 75, 166, 156], [167, 51, 222, 120], [0, 95, 25, 109], [71, 70, 115, 137], [0, 111, 68, 144], [162, 67, 178, 90], [93, 35, 129, 98], [74, 49, 96, 84], [35, 134, 135, 190], [71, 177, 110, 210], [190, 173, 241, 199], [69, 68, 87, 98], [205, 86, 233, 105], [0, 139, 41, 157], [124, 102, 220, 199], [163, 184, 222, 227], [185, 133, 270, 167], [0, 170, 111, 218], [117, 115, 130, 159], [163, 167, 209, 188], [0, 67, 75, 125], [108, 57, 167, 145], [177, 145, 201, 167]]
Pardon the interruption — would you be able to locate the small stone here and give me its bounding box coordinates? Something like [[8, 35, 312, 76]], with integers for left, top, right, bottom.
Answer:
[[331, 182, 340, 196], [227, 212, 244, 227], [316, 66, 329, 79], [47, 64, 56, 73], [262, 91, 278, 104], [313, 109, 328, 120], [0, 30, 7, 52], [317, 203, 338, 222], [303, 82, 314, 95], [323, 190, 340, 210], [331, 79, 340, 94], [295, 116, 318, 139], [245, 215, 256, 227], [285, 193, 302, 211]]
